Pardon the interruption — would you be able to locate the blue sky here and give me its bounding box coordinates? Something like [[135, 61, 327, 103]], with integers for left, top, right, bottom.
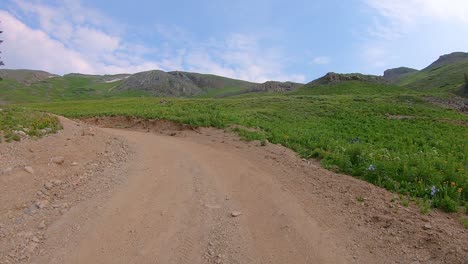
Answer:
[[1, 0, 467, 82]]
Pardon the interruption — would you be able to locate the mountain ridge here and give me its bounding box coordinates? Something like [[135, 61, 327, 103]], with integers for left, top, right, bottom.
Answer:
[[1, 51, 468, 100]]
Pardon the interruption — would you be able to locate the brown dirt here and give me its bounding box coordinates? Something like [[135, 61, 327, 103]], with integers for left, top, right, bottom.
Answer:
[[0, 117, 467, 264]]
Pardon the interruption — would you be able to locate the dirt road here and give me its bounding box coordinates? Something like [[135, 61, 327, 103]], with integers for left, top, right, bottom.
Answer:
[[1, 117, 467, 263], [50, 127, 349, 264]]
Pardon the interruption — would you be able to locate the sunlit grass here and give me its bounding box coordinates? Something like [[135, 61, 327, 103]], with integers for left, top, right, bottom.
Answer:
[[27, 88, 468, 211]]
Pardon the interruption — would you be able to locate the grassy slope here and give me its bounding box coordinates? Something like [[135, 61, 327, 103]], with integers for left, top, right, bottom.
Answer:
[[0, 75, 149, 103], [28, 81, 468, 211], [397, 60, 468, 92], [0, 106, 61, 142], [0, 69, 56, 84], [195, 86, 246, 98], [182, 72, 257, 97], [292, 81, 411, 95]]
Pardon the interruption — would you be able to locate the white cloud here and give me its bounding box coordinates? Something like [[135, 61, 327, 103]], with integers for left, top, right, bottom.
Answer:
[[360, 0, 468, 73], [0, 10, 93, 73], [72, 27, 120, 54], [0, 0, 305, 82], [312, 56, 331, 65], [366, 0, 468, 26], [361, 45, 388, 68], [364, 0, 468, 41], [1, 0, 159, 75], [183, 33, 306, 83]]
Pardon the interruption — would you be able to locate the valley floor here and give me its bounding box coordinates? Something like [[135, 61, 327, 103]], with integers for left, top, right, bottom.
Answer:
[[0, 117, 466, 264]]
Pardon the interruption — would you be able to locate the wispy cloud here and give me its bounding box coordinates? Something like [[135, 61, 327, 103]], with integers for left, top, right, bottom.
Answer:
[[0, 0, 305, 82], [359, 0, 468, 73], [181, 33, 306, 82], [365, 0, 468, 41], [312, 56, 331, 65]]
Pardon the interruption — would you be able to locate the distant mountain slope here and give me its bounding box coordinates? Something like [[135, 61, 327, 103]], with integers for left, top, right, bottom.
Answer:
[[115, 70, 202, 97], [248, 81, 303, 93], [383, 67, 419, 82], [64, 73, 131, 83], [0, 68, 303, 102], [0, 69, 57, 85], [0, 71, 138, 103], [308, 72, 384, 86], [116, 70, 301, 97], [170, 71, 256, 90], [394, 52, 468, 91], [422, 52, 468, 71]]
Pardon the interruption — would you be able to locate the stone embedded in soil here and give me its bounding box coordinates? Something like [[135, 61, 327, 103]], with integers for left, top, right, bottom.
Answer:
[[38, 221, 46, 230], [231, 211, 242, 217], [51, 156, 65, 164], [423, 224, 432, 230], [26, 242, 38, 253], [44, 181, 54, 190], [51, 179, 63, 186], [35, 200, 50, 209], [24, 166, 34, 174]]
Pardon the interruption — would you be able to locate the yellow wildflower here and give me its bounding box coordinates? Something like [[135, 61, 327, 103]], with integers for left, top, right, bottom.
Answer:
[[450, 182, 456, 187], [458, 188, 463, 193]]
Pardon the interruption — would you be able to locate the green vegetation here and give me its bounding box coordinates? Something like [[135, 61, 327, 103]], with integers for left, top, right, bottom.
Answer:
[[196, 86, 246, 98], [0, 74, 149, 103], [0, 106, 61, 142], [463, 73, 468, 94], [416, 199, 431, 214], [400, 197, 410, 207], [26, 82, 467, 212], [397, 60, 468, 92], [461, 218, 468, 229], [293, 81, 411, 95]]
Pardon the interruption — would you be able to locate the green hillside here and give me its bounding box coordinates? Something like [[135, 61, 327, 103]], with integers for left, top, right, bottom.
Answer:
[[293, 81, 411, 96], [0, 73, 147, 103], [389, 52, 468, 93], [397, 60, 468, 92], [0, 69, 57, 85]]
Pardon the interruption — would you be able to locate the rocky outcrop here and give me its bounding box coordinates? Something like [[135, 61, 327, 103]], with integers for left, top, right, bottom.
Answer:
[[249, 81, 303, 93], [308, 72, 384, 86]]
